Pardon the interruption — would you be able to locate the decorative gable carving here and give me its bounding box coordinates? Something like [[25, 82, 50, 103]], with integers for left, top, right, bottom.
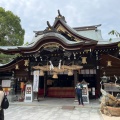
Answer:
[[56, 24, 81, 42]]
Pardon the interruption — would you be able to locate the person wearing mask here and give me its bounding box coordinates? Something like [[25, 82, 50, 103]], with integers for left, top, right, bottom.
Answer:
[[75, 81, 84, 106], [0, 86, 4, 120]]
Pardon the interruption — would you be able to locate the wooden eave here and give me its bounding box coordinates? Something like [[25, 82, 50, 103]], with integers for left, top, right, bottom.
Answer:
[[95, 42, 119, 50], [18, 37, 85, 54], [0, 48, 21, 54]]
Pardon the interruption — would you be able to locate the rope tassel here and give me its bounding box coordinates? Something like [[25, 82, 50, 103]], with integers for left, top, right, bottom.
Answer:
[[49, 61, 54, 70], [58, 60, 62, 69]]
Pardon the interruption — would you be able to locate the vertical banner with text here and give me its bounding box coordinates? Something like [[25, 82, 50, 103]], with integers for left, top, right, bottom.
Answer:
[[33, 70, 39, 92]]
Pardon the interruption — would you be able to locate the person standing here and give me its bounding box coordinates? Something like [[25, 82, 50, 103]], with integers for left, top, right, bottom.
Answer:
[[75, 81, 84, 106], [0, 86, 4, 120]]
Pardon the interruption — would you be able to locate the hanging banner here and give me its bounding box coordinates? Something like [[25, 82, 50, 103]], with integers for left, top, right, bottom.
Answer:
[[33, 70, 39, 92]]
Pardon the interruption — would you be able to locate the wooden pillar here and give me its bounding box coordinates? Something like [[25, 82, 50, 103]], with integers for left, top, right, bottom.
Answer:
[[74, 70, 78, 100], [28, 59, 31, 80], [96, 52, 101, 98], [74, 70, 78, 86], [44, 71, 47, 97]]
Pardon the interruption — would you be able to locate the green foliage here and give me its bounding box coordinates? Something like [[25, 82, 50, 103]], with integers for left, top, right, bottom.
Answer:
[[108, 30, 120, 38], [109, 38, 112, 41], [23, 42, 29, 46], [118, 43, 120, 48], [0, 53, 21, 64], [0, 7, 25, 46], [108, 30, 120, 48], [0, 7, 25, 63], [0, 53, 14, 64]]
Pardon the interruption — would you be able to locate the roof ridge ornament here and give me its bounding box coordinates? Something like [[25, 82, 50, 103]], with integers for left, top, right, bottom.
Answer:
[[56, 10, 66, 23], [47, 21, 52, 30], [43, 21, 57, 33], [58, 10, 62, 17]]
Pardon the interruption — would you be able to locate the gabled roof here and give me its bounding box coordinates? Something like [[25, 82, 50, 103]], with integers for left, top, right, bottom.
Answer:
[[53, 16, 98, 42], [33, 25, 103, 41], [0, 10, 119, 55], [0, 10, 98, 54]]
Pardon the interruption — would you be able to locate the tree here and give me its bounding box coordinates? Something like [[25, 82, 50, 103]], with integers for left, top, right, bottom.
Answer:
[[108, 30, 120, 38], [0, 7, 25, 64], [108, 30, 120, 47], [0, 7, 25, 46]]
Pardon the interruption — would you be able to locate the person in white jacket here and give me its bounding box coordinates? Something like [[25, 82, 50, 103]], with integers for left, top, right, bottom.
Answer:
[[0, 86, 4, 120]]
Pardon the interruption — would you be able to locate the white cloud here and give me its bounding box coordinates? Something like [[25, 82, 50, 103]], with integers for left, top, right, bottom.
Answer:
[[0, 0, 120, 43]]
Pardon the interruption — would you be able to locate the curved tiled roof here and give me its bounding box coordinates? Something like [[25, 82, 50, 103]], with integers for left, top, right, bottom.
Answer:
[[26, 32, 84, 48], [76, 29, 103, 41], [0, 32, 94, 53], [0, 46, 18, 50], [1, 11, 119, 53]]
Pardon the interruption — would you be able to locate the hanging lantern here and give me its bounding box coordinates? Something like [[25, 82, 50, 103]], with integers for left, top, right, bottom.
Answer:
[[68, 70, 73, 76], [81, 57, 87, 64], [15, 64, 19, 69], [107, 61, 112, 67], [39, 70, 44, 76], [24, 60, 29, 66], [52, 72, 58, 79], [20, 82, 24, 89]]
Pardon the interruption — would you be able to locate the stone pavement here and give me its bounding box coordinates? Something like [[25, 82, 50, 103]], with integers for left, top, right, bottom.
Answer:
[[4, 98, 103, 120], [9, 98, 100, 108]]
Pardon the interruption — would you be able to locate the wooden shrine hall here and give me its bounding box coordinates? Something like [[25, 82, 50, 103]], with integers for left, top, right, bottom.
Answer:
[[0, 10, 120, 100]]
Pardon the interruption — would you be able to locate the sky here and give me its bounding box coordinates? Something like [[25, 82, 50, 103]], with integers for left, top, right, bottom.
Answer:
[[0, 0, 120, 44]]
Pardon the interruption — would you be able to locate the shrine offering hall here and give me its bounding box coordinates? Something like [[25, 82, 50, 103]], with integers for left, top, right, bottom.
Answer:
[[0, 10, 120, 102]]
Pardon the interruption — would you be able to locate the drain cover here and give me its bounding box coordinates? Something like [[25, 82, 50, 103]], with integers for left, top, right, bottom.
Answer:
[[62, 106, 75, 110]]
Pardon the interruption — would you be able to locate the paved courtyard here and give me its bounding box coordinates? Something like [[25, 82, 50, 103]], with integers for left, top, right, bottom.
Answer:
[[4, 104, 103, 120]]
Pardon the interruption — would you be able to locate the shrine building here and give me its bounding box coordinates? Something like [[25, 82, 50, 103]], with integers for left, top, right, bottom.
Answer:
[[0, 10, 120, 100]]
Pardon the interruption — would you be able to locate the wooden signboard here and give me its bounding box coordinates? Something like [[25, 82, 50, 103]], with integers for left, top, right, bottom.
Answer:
[[2, 80, 11, 87], [24, 84, 33, 102]]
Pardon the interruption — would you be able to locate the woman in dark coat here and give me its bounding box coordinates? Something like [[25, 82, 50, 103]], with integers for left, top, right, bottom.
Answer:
[[0, 86, 4, 120]]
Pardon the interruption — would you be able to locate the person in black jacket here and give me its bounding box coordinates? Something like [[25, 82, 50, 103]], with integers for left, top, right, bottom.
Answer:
[[75, 81, 84, 106], [0, 86, 4, 120]]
